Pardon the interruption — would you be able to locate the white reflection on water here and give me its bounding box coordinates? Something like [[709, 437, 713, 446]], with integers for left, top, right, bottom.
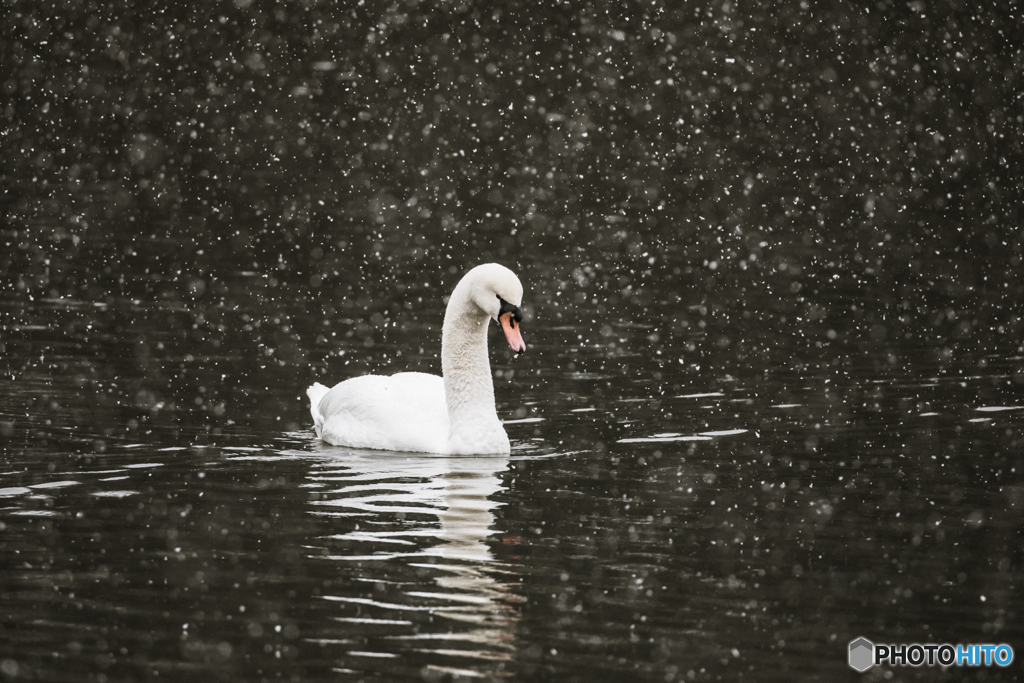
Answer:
[[307, 449, 517, 676]]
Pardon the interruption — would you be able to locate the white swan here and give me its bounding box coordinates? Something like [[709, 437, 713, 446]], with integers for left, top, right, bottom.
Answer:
[[307, 263, 526, 455]]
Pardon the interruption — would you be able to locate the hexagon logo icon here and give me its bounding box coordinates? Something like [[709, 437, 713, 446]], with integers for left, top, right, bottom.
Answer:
[[848, 637, 874, 672]]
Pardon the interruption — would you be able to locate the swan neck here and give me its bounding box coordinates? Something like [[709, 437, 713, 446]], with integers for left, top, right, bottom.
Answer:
[[442, 306, 494, 406], [441, 292, 499, 437]]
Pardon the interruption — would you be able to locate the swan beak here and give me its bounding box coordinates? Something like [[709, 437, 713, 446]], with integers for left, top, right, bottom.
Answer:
[[499, 312, 526, 355]]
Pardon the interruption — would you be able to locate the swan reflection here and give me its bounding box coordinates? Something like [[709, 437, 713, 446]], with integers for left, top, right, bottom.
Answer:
[[307, 449, 518, 678]]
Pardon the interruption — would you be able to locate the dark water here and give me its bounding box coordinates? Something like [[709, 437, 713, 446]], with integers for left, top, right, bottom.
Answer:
[[3, 2, 1023, 682]]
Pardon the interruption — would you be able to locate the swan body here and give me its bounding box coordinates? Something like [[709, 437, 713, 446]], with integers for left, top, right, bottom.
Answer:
[[308, 263, 526, 455]]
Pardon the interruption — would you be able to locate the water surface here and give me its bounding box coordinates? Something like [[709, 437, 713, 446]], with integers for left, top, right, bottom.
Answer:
[[3, 2, 1023, 681]]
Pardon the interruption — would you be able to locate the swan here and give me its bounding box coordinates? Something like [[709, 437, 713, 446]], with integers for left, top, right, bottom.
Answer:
[[307, 263, 526, 455]]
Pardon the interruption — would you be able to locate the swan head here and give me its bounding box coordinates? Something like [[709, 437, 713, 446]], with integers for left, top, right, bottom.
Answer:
[[459, 263, 526, 355]]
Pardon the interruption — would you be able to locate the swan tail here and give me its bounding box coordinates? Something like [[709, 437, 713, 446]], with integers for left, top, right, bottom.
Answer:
[[307, 382, 330, 437]]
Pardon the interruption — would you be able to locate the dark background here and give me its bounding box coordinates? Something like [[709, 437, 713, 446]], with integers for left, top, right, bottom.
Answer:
[[5, 0, 1023, 321], [4, 0, 1023, 436]]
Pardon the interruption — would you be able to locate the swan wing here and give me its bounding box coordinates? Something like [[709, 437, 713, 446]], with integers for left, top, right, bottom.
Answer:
[[311, 372, 450, 453]]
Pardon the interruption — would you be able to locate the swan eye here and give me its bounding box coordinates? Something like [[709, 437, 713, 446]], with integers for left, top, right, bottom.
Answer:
[[497, 296, 522, 323]]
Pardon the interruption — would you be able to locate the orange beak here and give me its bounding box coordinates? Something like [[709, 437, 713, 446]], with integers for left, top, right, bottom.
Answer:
[[499, 311, 526, 355]]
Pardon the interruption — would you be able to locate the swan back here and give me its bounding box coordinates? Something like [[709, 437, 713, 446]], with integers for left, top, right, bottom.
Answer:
[[313, 373, 449, 452]]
